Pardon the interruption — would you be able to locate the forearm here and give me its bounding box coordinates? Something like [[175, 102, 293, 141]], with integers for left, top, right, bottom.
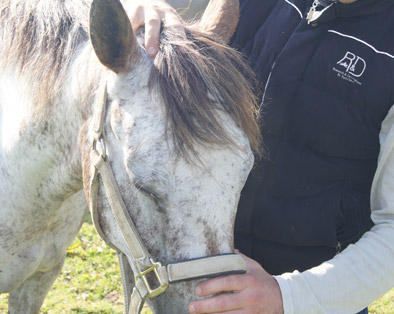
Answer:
[[276, 106, 394, 314], [276, 224, 394, 313]]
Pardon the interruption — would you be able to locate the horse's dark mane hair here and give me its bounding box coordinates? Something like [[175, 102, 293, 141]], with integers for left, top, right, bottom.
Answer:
[[150, 27, 262, 156], [0, 0, 261, 154]]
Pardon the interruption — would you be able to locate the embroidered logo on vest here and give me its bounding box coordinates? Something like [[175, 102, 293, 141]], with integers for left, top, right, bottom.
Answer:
[[333, 51, 366, 85]]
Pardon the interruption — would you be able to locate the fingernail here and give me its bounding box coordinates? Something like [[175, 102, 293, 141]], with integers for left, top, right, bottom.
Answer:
[[195, 286, 202, 296], [147, 47, 157, 57], [189, 304, 196, 313]]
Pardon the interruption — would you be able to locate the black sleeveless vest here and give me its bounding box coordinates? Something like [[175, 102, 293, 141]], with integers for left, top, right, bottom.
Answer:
[[231, 0, 394, 275]]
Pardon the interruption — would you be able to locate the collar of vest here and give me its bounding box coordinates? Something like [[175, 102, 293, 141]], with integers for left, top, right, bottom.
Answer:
[[307, 0, 394, 25]]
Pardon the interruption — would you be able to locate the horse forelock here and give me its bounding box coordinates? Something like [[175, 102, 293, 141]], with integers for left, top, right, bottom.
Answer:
[[149, 27, 262, 158], [0, 0, 90, 108], [0, 0, 262, 156]]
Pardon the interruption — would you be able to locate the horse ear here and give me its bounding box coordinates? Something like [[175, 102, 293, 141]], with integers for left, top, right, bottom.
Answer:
[[89, 0, 139, 73], [197, 0, 239, 43]]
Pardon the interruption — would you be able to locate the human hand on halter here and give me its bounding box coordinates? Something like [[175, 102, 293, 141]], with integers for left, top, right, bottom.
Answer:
[[188, 252, 284, 314], [125, 0, 186, 58]]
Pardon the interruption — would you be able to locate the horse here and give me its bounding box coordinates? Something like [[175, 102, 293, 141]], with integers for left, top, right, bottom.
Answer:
[[0, 0, 261, 313]]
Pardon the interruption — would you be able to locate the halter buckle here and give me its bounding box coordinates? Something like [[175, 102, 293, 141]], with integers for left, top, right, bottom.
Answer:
[[136, 259, 169, 298], [92, 136, 107, 160]]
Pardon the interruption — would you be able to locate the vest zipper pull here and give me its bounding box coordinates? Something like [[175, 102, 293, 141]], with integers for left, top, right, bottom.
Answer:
[[307, 0, 319, 24], [336, 241, 342, 254]]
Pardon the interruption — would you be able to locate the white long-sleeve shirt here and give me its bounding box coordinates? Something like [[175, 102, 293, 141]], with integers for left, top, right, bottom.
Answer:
[[275, 105, 394, 313]]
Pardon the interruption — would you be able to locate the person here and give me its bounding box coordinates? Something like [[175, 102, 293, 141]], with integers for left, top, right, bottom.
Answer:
[[127, 0, 394, 313]]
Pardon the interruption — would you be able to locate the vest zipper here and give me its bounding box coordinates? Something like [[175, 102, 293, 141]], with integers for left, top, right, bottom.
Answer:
[[307, 0, 335, 26], [306, 0, 319, 23]]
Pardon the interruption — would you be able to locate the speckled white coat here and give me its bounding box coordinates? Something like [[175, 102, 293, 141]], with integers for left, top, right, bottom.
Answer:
[[0, 1, 254, 313]]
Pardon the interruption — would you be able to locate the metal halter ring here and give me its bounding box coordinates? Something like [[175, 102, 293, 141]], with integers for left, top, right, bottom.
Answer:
[[136, 259, 169, 298]]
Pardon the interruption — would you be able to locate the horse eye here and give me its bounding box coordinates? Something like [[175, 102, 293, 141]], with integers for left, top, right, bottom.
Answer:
[[138, 186, 157, 201], [135, 184, 166, 213]]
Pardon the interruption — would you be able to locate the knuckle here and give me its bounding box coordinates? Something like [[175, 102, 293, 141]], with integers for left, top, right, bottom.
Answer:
[[131, 4, 145, 17], [245, 274, 259, 287], [249, 275, 259, 285], [164, 21, 182, 30], [134, 4, 144, 11], [242, 273, 253, 282], [216, 297, 227, 310], [221, 275, 235, 287], [146, 18, 160, 28]]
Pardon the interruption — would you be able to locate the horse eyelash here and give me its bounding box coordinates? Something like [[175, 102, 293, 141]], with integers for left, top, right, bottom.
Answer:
[[135, 183, 165, 213], [136, 185, 157, 201]]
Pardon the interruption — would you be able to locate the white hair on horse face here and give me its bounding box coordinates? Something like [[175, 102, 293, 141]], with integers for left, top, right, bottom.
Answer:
[[95, 53, 254, 312]]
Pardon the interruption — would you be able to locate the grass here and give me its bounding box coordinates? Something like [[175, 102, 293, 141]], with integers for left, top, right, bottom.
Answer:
[[0, 221, 393, 313], [370, 290, 394, 314], [0, 222, 151, 314]]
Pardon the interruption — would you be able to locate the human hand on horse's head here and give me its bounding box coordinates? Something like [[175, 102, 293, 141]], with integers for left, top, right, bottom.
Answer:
[[188, 252, 284, 314], [125, 0, 186, 58]]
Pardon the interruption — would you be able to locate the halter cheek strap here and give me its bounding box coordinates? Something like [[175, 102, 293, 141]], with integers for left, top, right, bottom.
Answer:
[[88, 82, 247, 314]]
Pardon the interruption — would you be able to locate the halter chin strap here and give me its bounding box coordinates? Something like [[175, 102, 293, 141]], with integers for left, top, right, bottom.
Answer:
[[88, 82, 247, 314]]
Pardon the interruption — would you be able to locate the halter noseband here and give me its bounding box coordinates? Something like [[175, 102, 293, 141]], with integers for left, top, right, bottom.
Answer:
[[88, 82, 247, 314]]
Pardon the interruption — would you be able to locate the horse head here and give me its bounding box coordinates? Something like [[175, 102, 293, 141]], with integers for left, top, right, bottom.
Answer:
[[83, 0, 260, 312]]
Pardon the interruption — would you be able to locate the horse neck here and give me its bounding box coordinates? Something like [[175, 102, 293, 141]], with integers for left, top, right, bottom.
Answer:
[[64, 44, 105, 127], [52, 44, 105, 188], [0, 42, 102, 202]]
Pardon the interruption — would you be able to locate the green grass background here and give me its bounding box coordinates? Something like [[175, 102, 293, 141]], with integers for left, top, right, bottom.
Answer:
[[0, 222, 393, 313]]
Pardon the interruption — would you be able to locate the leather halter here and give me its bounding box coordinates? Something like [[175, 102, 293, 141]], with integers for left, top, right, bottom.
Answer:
[[88, 82, 247, 314]]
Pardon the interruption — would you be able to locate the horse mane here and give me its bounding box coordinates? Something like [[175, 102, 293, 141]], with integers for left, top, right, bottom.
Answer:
[[0, 0, 90, 107], [0, 0, 261, 155], [150, 27, 262, 156]]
